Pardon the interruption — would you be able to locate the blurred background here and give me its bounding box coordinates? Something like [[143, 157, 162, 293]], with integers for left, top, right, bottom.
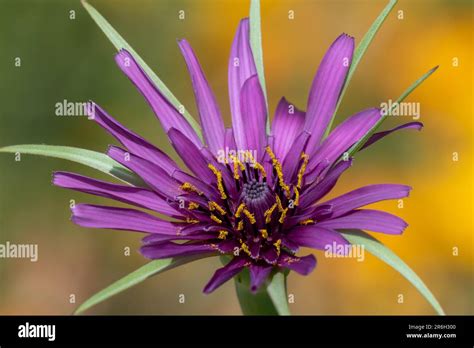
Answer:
[[0, 0, 472, 315]]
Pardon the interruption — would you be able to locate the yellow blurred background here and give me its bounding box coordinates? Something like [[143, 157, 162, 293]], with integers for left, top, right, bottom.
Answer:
[[0, 0, 472, 314]]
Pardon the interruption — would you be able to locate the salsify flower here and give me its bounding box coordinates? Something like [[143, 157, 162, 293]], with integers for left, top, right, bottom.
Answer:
[[53, 19, 422, 293]]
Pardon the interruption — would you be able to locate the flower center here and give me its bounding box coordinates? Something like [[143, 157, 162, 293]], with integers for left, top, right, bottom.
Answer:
[[242, 179, 269, 203]]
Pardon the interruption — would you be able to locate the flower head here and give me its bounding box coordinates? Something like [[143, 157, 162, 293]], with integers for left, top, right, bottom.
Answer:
[[53, 18, 420, 293]]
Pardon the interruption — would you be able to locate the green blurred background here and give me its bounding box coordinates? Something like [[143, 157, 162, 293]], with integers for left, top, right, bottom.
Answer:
[[0, 0, 472, 314]]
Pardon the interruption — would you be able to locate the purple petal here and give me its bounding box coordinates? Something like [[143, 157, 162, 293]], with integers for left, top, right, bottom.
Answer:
[[304, 34, 355, 153], [321, 184, 412, 217], [115, 49, 201, 147], [141, 232, 217, 244], [271, 97, 306, 161], [278, 253, 316, 275], [224, 128, 237, 151], [299, 159, 352, 208], [71, 204, 177, 234], [53, 172, 181, 218], [178, 39, 225, 155], [239, 75, 267, 157], [203, 257, 248, 294], [89, 102, 178, 175], [141, 242, 217, 260], [317, 209, 408, 235], [360, 121, 423, 151], [167, 128, 216, 184], [306, 108, 382, 181], [228, 18, 258, 152], [107, 146, 181, 199], [287, 225, 349, 251], [249, 264, 273, 293]]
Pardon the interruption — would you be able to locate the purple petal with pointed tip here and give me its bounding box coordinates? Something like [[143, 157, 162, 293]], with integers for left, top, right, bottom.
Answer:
[[249, 264, 273, 293], [178, 39, 225, 155], [304, 34, 355, 153], [115, 49, 201, 147], [71, 204, 177, 234], [278, 253, 316, 275], [317, 209, 408, 234], [203, 257, 247, 293], [360, 121, 424, 151], [287, 225, 349, 251], [141, 242, 216, 260]]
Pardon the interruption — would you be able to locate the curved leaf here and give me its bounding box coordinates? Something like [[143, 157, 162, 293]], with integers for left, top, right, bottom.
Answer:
[[81, 0, 203, 140], [324, 0, 398, 137], [340, 229, 445, 315], [75, 255, 212, 314], [0, 144, 144, 186], [345, 65, 438, 157], [249, 0, 269, 134]]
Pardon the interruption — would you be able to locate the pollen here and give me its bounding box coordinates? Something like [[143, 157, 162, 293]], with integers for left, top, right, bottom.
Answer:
[[299, 218, 315, 225], [266, 146, 290, 196], [188, 202, 199, 210], [236, 220, 244, 231], [275, 195, 284, 212], [210, 214, 223, 224], [242, 208, 256, 224], [218, 230, 228, 239], [293, 186, 300, 206], [208, 201, 226, 215], [274, 239, 282, 255], [297, 152, 309, 189], [260, 229, 268, 239], [235, 203, 246, 218], [241, 242, 251, 256], [186, 217, 199, 224], [208, 164, 227, 200], [278, 208, 288, 224], [264, 203, 277, 224], [180, 182, 203, 195]]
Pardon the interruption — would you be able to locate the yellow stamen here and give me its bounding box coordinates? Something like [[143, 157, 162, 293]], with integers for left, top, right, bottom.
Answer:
[[293, 186, 300, 206], [208, 164, 227, 200], [242, 208, 256, 224], [241, 242, 251, 256], [236, 220, 244, 231], [260, 229, 268, 239], [297, 152, 309, 189], [210, 214, 222, 224], [275, 195, 284, 212], [235, 203, 246, 218], [188, 202, 199, 210], [180, 182, 203, 195], [266, 146, 290, 196], [229, 155, 245, 180], [274, 239, 282, 255], [299, 219, 315, 225], [278, 208, 288, 224], [208, 201, 226, 215], [186, 217, 199, 224], [218, 230, 228, 240], [264, 203, 277, 224]]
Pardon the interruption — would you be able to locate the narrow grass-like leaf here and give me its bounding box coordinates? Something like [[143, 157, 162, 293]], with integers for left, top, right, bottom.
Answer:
[[324, 0, 398, 137], [81, 0, 203, 140], [75, 255, 211, 314], [0, 144, 144, 186], [267, 272, 291, 315], [341, 229, 445, 315], [249, 0, 270, 134], [345, 65, 438, 157]]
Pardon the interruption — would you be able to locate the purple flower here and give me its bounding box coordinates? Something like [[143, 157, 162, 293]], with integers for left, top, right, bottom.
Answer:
[[53, 19, 420, 293]]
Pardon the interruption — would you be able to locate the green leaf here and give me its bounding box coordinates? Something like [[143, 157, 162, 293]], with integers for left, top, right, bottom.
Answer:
[[324, 0, 398, 137], [340, 229, 445, 315], [249, 0, 270, 134], [345, 65, 438, 157], [81, 0, 203, 140], [267, 272, 291, 315], [74, 255, 209, 314], [234, 268, 279, 315], [0, 144, 144, 186]]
